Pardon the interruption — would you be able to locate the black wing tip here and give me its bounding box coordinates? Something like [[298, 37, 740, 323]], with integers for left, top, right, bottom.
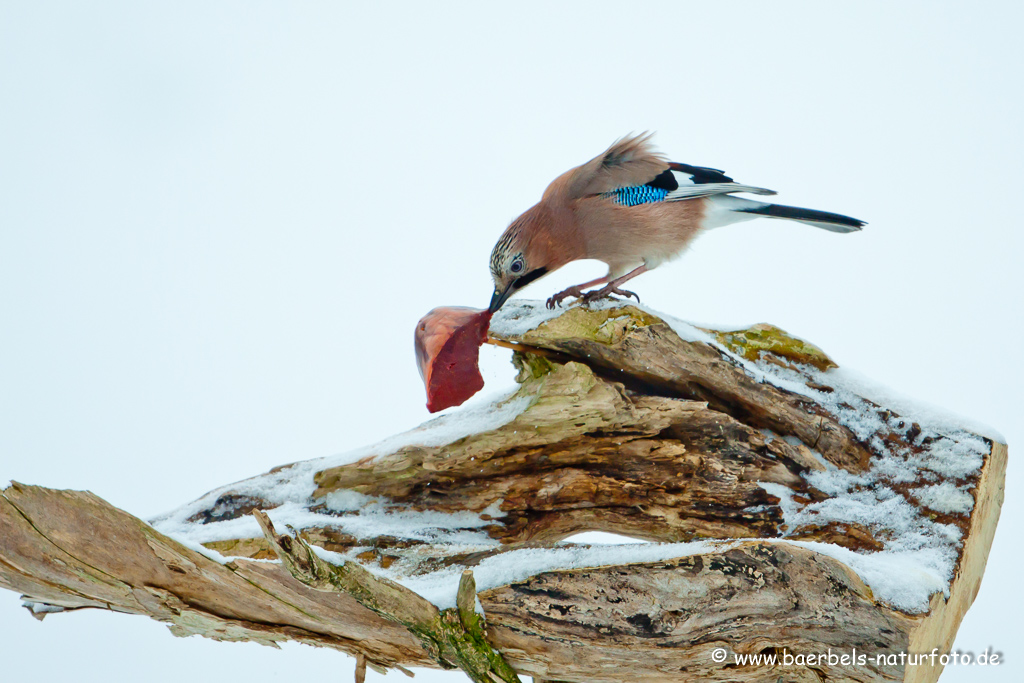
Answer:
[[668, 161, 734, 184]]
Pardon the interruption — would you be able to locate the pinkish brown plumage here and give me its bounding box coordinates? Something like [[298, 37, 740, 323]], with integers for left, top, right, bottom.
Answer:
[[488, 133, 865, 311]]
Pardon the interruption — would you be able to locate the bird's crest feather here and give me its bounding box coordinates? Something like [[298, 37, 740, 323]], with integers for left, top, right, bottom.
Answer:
[[562, 132, 670, 199]]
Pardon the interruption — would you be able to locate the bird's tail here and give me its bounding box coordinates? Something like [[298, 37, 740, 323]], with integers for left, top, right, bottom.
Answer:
[[732, 201, 865, 233]]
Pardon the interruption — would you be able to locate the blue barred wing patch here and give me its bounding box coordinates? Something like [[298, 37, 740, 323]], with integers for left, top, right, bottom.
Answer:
[[604, 185, 669, 207]]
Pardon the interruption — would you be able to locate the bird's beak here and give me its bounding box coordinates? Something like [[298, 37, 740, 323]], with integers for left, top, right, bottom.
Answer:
[[489, 284, 514, 313]]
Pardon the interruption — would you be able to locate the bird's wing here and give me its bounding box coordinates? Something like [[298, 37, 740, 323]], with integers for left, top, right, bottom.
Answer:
[[564, 133, 670, 198], [602, 161, 777, 206], [661, 162, 776, 199], [565, 133, 777, 203]]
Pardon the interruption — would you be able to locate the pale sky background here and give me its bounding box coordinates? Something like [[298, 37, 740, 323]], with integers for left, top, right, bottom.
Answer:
[[1, 2, 1021, 681]]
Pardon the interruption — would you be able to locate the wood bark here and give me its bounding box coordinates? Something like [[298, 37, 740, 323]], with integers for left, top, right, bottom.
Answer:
[[0, 303, 1006, 683]]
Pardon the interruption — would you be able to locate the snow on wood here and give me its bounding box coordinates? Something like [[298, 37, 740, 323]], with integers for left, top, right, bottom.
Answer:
[[0, 300, 1005, 683]]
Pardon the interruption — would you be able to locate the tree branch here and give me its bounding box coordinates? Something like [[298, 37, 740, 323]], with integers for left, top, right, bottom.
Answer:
[[0, 301, 1005, 683]]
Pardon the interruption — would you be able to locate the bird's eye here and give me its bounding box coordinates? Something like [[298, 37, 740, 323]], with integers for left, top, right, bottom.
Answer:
[[510, 260, 524, 274]]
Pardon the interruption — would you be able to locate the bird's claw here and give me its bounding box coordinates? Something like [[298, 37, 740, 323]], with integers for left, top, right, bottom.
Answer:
[[547, 285, 640, 309], [546, 286, 585, 309], [581, 286, 640, 305]]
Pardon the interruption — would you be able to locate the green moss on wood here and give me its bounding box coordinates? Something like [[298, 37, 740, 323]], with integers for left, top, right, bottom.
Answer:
[[512, 352, 558, 382], [435, 608, 522, 683], [524, 306, 660, 346], [710, 324, 838, 372]]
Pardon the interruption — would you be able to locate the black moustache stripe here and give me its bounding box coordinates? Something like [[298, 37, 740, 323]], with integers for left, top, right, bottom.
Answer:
[[512, 267, 549, 290]]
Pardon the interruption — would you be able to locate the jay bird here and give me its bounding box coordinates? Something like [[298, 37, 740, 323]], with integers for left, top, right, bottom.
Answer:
[[488, 133, 864, 312]]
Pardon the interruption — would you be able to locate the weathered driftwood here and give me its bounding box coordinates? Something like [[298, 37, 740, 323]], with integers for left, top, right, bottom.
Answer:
[[0, 302, 1006, 683]]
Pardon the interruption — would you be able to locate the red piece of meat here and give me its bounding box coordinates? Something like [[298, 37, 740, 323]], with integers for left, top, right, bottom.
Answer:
[[414, 307, 493, 413]]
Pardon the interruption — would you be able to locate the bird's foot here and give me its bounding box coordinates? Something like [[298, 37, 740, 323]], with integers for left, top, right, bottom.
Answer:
[[546, 285, 587, 309], [547, 284, 640, 309], [581, 285, 640, 305]]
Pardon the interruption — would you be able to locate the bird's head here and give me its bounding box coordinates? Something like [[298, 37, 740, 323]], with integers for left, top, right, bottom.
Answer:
[[488, 219, 551, 313]]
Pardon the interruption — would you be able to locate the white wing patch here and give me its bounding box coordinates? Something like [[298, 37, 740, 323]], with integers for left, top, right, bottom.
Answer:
[[670, 169, 697, 186], [666, 182, 777, 200]]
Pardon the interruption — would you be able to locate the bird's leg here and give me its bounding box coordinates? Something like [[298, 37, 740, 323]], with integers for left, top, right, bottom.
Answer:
[[580, 265, 649, 305], [546, 276, 611, 309]]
